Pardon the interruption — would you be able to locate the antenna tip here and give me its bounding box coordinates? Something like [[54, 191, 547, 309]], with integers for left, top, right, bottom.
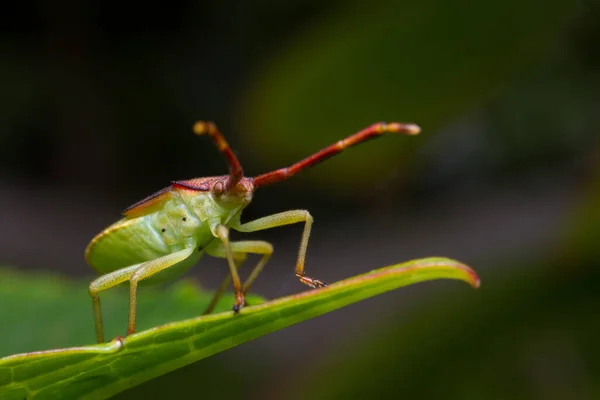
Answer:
[[193, 121, 216, 136], [386, 122, 421, 135], [404, 123, 421, 135]]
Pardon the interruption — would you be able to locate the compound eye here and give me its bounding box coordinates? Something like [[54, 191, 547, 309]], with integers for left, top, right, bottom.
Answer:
[[213, 181, 225, 196]]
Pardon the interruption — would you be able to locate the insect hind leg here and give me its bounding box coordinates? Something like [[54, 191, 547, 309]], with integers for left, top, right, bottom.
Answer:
[[88, 247, 194, 343], [89, 263, 143, 343]]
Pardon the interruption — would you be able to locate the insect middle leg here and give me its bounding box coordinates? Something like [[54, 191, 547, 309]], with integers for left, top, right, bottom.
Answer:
[[232, 210, 327, 289], [89, 247, 194, 343]]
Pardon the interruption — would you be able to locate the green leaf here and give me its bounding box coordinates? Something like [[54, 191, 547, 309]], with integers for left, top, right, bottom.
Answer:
[[0, 257, 479, 400], [0, 270, 265, 357], [288, 261, 600, 399]]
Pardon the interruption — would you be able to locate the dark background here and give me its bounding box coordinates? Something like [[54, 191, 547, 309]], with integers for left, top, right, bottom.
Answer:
[[1, 1, 599, 398]]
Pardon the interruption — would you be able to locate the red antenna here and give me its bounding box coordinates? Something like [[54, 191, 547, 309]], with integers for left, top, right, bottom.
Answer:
[[193, 121, 244, 191], [253, 121, 421, 188]]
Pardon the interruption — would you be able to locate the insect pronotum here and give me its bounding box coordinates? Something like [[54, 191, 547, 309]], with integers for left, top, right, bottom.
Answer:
[[85, 121, 421, 343]]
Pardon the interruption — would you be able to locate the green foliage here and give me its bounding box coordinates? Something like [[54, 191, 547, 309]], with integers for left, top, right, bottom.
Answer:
[[0, 258, 478, 399], [0, 269, 265, 357]]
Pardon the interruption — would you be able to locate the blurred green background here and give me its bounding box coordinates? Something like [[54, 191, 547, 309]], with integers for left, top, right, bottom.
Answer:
[[1, 0, 599, 398]]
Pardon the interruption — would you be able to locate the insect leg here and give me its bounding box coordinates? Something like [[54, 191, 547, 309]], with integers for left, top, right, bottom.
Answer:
[[207, 240, 273, 296], [127, 247, 195, 335], [89, 263, 143, 343], [232, 210, 327, 289], [202, 253, 247, 315], [212, 224, 246, 311]]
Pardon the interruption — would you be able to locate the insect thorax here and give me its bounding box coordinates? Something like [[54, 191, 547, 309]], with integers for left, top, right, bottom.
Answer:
[[151, 188, 245, 248]]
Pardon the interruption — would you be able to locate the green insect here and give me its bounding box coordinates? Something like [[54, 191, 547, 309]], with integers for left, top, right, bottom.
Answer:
[[85, 121, 421, 343]]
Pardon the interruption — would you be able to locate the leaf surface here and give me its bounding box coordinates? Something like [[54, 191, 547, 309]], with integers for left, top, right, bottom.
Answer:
[[0, 257, 479, 400]]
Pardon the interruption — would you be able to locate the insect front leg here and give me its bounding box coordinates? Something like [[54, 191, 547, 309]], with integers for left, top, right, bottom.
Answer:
[[205, 240, 274, 314], [211, 224, 247, 312], [202, 252, 247, 315], [232, 210, 327, 289]]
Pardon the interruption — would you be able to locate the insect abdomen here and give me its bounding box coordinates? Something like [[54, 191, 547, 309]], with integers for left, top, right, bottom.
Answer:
[[85, 217, 171, 274], [86, 192, 214, 273]]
